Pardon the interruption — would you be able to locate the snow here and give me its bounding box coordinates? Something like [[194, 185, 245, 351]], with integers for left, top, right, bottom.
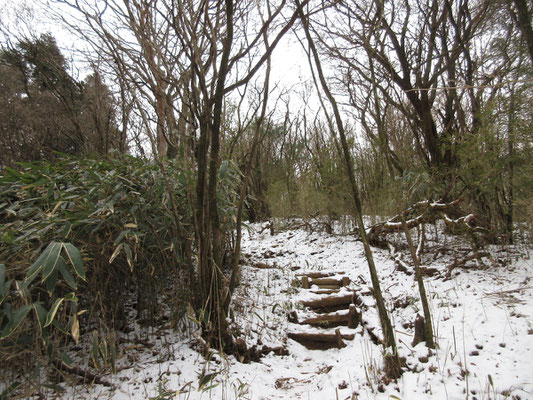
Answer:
[[58, 220, 533, 399]]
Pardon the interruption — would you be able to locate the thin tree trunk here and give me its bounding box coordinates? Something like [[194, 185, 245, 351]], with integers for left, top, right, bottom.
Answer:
[[227, 30, 272, 308], [513, 0, 533, 65], [505, 83, 516, 244], [196, 0, 235, 347], [400, 216, 435, 349], [295, 0, 401, 377]]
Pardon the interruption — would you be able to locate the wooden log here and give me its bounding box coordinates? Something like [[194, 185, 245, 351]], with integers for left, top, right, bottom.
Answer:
[[288, 330, 354, 350], [411, 314, 426, 347], [314, 284, 342, 290], [253, 262, 275, 269], [51, 359, 114, 388], [420, 267, 439, 277], [335, 329, 346, 348], [296, 272, 336, 278], [310, 277, 343, 286], [298, 306, 360, 329], [288, 310, 299, 323], [260, 345, 288, 356], [310, 289, 340, 295], [301, 311, 351, 327], [445, 252, 492, 278], [301, 294, 353, 311], [368, 197, 496, 247], [311, 276, 350, 287], [348, 304, 359, 329], [301, 277, 351, 290], [288, 331, 355, 341], [234, 339, 289, 362]]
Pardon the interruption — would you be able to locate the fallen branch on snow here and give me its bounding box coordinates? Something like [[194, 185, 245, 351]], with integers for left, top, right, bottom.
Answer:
[[367, 198, 496, 248]]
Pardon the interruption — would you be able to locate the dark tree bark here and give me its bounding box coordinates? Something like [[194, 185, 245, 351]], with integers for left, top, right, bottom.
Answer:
[[513, 0, 533, 64]]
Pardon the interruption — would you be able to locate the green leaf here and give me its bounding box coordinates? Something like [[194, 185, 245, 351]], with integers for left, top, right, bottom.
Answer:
[[1, 231, 14, 244], [58, 261, 77, 290], [25, 246, 53, 285], [201, 384, 219, 392], [60, 351, 73, 368], [91, 331, 100, 369], [110, 343, 116, 373], [5, 207, 17, 217], [41, 383, 65, 393], [123, 243, 133, 271], [0, 264, 5, 288], [33, 303, 48, 333], [98, 339, 108, 361], [44, 298, 64, 328], [63, 292, 78, 302], [0, 274, 12, 304], [52, 319, 68, 335], [107, 200, 115, 213], [198, 371, 220, 391], [62, 243, 85, 280], [114, 229, 131, 246], [4, 167, 22, 179], [62, 222, 72, 237], [13, 280, 31, 301], [44, 266, 59, 294], [0, 304, 31, 339], [41, 243, 62, 283]]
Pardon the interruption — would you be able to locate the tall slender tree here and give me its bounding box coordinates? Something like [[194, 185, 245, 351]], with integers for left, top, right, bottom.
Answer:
[[295, 0, 402, 378]]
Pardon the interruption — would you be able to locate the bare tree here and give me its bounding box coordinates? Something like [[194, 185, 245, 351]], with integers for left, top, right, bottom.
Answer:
[[309, 0, 532, 238], [295, 0, 402, 378], [318, 0, 498, 174], [55, 0, 309, 348]]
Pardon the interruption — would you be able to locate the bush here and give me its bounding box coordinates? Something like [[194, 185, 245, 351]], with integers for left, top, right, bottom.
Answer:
[[0, 155, 194, 390]]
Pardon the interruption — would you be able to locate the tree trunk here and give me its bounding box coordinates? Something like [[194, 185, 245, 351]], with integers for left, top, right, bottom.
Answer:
[[513, 0, 533, 65], [296, 0, 401, 377], [194, 0, 235, 347], [505, 82, 516, 244], [400, 216, 435, 349]]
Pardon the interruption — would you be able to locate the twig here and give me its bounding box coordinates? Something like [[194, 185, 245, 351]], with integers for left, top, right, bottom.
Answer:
[[52, 359, 115, 388]]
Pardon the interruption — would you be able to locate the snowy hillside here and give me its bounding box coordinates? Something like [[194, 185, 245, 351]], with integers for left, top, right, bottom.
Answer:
[[63, 221, 533, 399]]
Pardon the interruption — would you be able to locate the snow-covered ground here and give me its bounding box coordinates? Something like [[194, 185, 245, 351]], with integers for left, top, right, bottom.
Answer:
[[62, 220, 533, 399]]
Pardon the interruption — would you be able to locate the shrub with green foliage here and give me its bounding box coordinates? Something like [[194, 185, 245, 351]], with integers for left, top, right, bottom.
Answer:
[[0, 155, 195, 390]]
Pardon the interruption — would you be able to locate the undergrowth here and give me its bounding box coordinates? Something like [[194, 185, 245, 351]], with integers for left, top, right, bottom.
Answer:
[[0, 155, 195, 397]]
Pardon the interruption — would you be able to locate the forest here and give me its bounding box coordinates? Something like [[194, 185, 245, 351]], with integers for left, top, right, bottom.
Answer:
[[0, 0, 532, 398]]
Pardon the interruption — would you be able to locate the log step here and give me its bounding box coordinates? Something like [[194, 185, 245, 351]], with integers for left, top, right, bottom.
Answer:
[[300, 305, 360, 329], [310, 289, 340, 295], [301, 293, 354, 312], [288, 329, 354, 349], [301, 276, 350, 289], [296, 271, 344, 278]]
